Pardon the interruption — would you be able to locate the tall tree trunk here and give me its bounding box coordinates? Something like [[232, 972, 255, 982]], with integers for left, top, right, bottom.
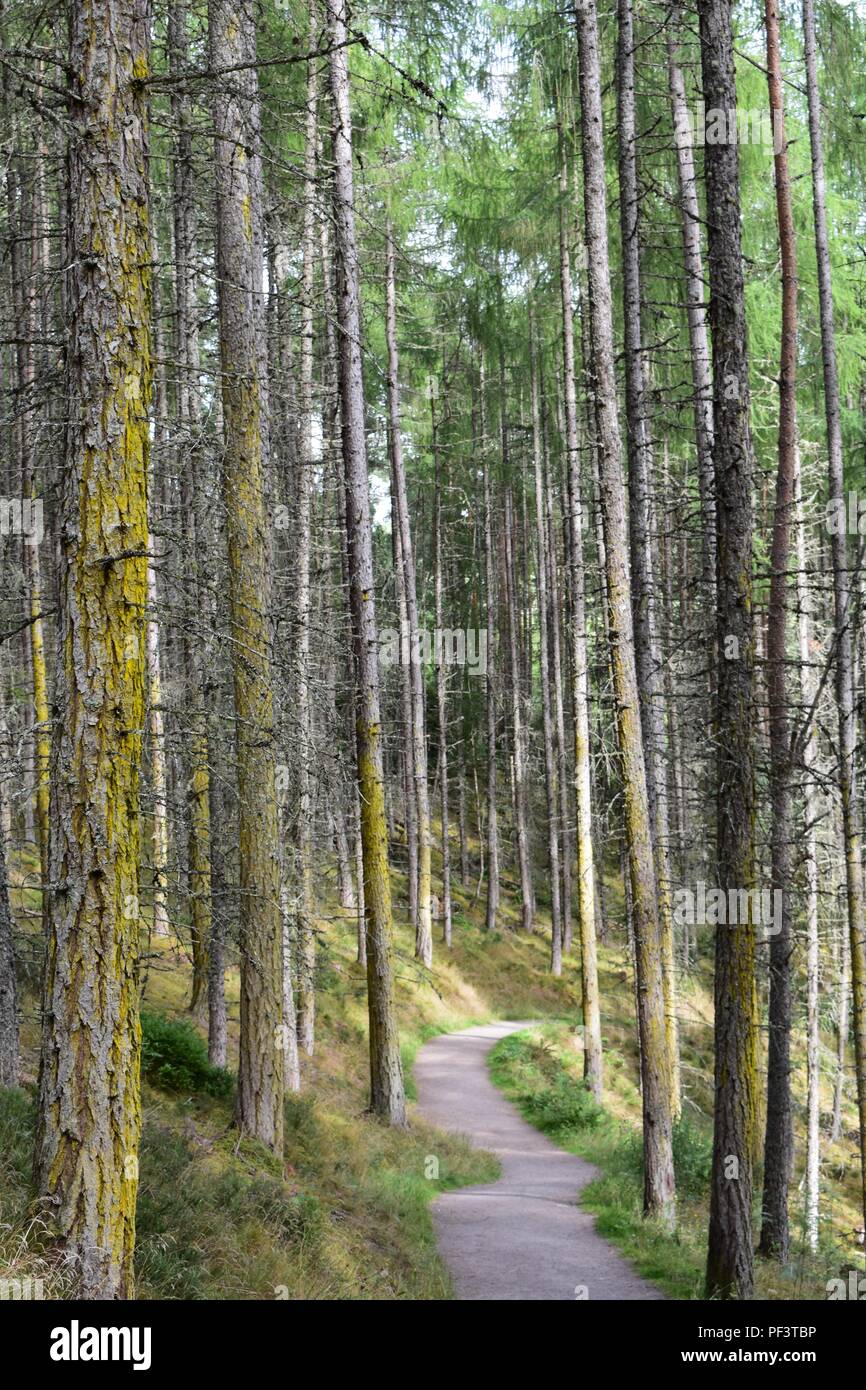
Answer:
[[499, 334, 534, 934], [617, 0, 680, 1115], [6, 153, 51, 930], [327, 0, 406, 1125], [504, 482, 534, 932], [146, 257, 171, 944], [699, 0, 760, 1299], [759, 0, 797, 1263], [34, 0, 151, 1296], [832, 899, 850, 1144], [294, 10, 319, 1054], [542, 391, 574, 954], [170, 0, 212, 1018], [207, 769, 228, 1068], [385, 225, 432, 967], [0, 794, 18, 1088], [146, 551, 170, 940], [575, 0, 675, 1222], [557, 134, 602, 1090], [210, 0, 284, 1151], [481, 364, 500, 933], [795, 447, 821, 1250], [530, 313, 562, 973], [666, 6, 716, 608], [803, 0, 866, 1237], [432, 394, 452, 948]]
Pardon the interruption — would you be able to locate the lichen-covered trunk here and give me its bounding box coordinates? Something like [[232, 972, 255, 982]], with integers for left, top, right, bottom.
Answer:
[[576, 0, 675, 1223], [699, 0, 760, 1300], [210, 0, 284, 1152], [803, 0, 866, 1239], [759, 0, 797, 1263], [327, 0, 406, 1126], [145, 554, 169, 940], [33, 0, 151, 1298]]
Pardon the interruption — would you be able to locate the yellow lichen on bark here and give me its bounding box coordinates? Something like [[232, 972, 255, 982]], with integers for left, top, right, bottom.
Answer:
[[34, 0, 151, 1299]]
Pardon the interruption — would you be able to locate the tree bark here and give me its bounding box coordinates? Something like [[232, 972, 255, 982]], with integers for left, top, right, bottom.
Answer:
[[327, 0, 406, 1125], [759, 0, 797, 1263], [210, 0, 284, 1151], [795, 446, 821, 1250], [575, 0, 675, 1223], [34, 0, 151, 1296], [666, 6, 716, 608], [294, 6, 319, 1055], [481, 362, 500, 933], [699, 0, 760, 1299], [386, 225, 432, 967], [530, 312, 562, 973], [557, 133, 602, 1090], [432, 394, 452, 948], [0, 798, 18, 1088], [169, 0, 213, 1019], [803, 0, 866, 1238], [617, 0, 680, 1115]]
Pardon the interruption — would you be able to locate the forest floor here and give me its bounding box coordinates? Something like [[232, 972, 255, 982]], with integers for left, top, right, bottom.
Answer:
[[1, 835, 864, 1299]]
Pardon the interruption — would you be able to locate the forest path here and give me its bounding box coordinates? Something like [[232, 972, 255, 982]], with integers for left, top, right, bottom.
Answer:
[[414, 1020, 665, 1301]]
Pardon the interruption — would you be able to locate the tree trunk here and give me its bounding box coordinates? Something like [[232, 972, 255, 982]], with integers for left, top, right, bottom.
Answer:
[[575, 0, 675, 1223], [0, 800, 18, 1088], [210, 0, 284, 1151], [504, 481, 534, 933], [327, 0, 406, 1125], [699, 0, 760, 1299], [666, 6, 716, 608], [386, 225, 432, 967], [34, 0, 151, 1296], [170, 0, 212, 1019], [617, 0, 680, 1116], [803, 0, 866, 1238], [795, 446, 821, 1250], [759, 0, 797, 1263], [481, 363, 500, 933], [530, 312, 562, 973], [294, 9, 319, 1055], [557, 133, 602, 1091], [432, 394, 453, 948]]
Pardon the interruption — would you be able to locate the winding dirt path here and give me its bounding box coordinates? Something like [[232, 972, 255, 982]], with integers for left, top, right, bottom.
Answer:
[[414, 1020, 666, 1301]]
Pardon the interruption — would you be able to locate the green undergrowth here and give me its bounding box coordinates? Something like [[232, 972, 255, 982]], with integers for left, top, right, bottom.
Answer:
[[3, 834, 865, 1300], [489, 1023, 859, 1302]]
